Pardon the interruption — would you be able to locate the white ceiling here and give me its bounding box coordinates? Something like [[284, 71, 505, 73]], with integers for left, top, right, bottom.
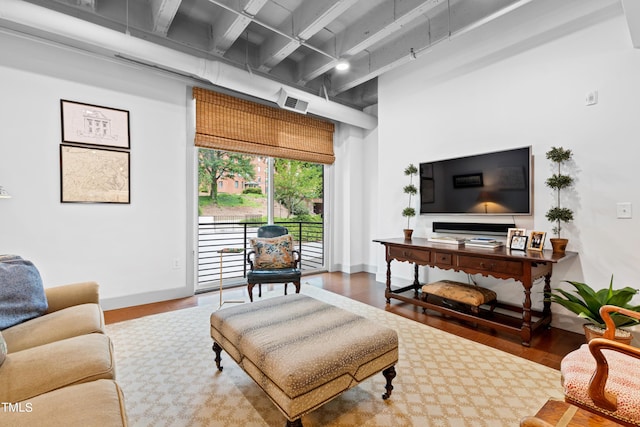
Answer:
[[15, 0, 535, 109]]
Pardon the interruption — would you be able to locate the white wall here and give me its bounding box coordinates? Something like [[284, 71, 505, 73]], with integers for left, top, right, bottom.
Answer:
[[375, 0, 640, 333], [330, 123, 365, 273], [0, 31, 192, 309], [0, 27, 367, 310]]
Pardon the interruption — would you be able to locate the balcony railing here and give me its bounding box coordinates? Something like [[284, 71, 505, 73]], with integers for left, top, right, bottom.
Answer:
[[197, 219, 324, 288]]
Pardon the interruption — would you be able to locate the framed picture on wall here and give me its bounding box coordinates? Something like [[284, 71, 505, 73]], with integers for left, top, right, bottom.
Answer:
[[60, 100, 130, 149], [60, 145, 130, 204], [527, 231, 547, 251]]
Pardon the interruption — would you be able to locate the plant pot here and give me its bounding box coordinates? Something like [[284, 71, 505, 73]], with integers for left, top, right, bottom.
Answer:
[[550, 238, 568, 254], [583, 323, 633, 345], [403, 229, 413, 240]]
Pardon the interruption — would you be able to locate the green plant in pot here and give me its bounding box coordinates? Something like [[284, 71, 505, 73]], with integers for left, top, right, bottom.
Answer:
[[545, 146, 574, 254], [548, 276, 640, 344], [402, 164, 418, 240]]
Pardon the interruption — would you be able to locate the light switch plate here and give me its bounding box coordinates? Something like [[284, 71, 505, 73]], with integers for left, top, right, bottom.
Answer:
[[617, 202, 632, 219]]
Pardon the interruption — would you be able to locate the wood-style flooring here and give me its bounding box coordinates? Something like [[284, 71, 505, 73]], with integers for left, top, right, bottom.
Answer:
[[104, 271, 585, 370]]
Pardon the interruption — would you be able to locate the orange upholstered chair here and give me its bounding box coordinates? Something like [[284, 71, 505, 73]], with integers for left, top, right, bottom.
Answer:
[[560, 305, 640, 426]]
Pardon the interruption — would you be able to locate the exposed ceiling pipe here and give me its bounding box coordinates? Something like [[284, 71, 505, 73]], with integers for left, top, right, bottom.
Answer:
[[0, 0, 377, 130]]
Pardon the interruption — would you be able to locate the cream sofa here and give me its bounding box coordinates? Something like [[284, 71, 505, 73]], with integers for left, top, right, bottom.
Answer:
[[0, 281, 128, 426]]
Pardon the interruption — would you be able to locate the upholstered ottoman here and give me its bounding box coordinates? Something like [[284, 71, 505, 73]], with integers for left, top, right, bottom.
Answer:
[[210, 294, 398, 427], [421, 280, 497, 314]]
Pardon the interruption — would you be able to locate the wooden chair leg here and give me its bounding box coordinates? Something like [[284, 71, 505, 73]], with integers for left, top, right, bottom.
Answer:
[[284, 283, 288, 295], [258, 283, 262, 298], [293, 281, 300, 294], [248, 283, 255, 302]]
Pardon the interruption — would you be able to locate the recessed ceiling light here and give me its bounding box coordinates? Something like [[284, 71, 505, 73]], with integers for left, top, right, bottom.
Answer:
[[335, 60, 349, 71]]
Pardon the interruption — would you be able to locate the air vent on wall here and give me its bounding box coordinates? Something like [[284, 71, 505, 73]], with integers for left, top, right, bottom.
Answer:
[[277, 89, 309, 114]]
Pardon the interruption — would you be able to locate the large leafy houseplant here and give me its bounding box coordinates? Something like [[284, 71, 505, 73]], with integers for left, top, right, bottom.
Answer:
[[402, 164, 418, 240], [548, 276, 640, 342], [545, 146, 574, 253]]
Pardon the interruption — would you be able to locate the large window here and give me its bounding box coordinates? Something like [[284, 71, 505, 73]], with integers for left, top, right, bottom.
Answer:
[[196, 149, 325, 289]]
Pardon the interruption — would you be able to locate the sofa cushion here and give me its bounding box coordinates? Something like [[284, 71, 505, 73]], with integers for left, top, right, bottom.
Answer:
[[0, 330, 6, 366], [0, 333, 115, 402], [2, 379, 128, 427], [250, 234, 295, 269], [1, 303, 105, 353], [0, 257, 48, 329]]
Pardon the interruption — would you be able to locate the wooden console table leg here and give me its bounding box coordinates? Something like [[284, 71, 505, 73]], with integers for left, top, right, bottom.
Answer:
[[385, 259, 392, 303], [413, 264, 420, 297], [521, 273, 533, 347], [542, 272, 552, 326]]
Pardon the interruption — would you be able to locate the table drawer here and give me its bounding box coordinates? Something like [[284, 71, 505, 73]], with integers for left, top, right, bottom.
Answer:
[[434, 252, 452, 266], [458, 255, 523, 276], [388, 246, 431, 263]]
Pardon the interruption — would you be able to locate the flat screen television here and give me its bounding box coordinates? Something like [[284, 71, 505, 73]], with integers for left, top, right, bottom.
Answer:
[[419, 146, 531, 215]]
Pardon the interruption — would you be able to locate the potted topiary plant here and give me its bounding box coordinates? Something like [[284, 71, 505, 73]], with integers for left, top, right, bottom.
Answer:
[[545, 146, 574, 254], [548, 276, 640, 344], [402, 164, 418, 240]]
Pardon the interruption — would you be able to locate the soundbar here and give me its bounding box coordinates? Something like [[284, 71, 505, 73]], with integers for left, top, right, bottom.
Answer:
[[432, 222, 515, 236]]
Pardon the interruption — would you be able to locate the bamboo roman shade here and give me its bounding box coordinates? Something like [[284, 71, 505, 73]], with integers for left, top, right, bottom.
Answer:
[[193, 88, 335, 164]]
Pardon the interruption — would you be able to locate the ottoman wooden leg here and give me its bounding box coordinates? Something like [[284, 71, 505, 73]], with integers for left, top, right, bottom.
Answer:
[[286, 419, 303, 427], [212, 342, 223, 371], [382, 365, 396, 400]]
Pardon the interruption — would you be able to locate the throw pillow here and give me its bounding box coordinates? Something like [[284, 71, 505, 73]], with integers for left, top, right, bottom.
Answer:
[[250, 234, 295, 269], [0, 257, 48, 330], [0, 331, 6, 366]]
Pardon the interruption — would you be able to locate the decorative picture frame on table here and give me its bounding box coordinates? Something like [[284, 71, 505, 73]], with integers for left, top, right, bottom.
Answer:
[[510, 235, 528, 251], [60, 145, 130, 204], [506, 227, 527, 248], [527, 231, 547, 251], [60, 100, 130, 149]]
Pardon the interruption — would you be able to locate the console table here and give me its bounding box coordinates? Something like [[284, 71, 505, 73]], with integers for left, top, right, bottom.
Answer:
[[374, 237, 577, 346]]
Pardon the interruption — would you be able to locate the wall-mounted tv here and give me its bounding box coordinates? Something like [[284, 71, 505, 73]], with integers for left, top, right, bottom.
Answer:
[[419, 146, 531, 215]]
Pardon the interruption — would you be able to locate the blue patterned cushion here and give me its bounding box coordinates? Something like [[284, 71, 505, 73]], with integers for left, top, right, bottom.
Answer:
[[0, 256, 48, 330], [250, 234, 295, 269]]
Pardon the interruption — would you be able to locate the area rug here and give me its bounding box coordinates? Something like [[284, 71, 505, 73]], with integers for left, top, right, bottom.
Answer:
[[106, 285, 563, 426]]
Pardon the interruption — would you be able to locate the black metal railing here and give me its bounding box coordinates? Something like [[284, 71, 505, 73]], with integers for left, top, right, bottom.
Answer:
[[197, 220, 324, 288]]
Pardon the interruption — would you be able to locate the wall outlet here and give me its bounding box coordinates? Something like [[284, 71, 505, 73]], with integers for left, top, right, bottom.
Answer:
[[617, 202, 632, 219], [172, 258, 180, 269]]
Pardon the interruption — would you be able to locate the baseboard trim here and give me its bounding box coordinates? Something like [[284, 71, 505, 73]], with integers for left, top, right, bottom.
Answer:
[[101, 287, 192, 311]]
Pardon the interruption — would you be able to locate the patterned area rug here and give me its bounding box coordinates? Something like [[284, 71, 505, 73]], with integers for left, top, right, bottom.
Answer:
[[106, 285, 563, 426]]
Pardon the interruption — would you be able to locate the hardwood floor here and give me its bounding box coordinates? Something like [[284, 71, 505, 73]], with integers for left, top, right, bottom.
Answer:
[[104, 271, 585, 370]]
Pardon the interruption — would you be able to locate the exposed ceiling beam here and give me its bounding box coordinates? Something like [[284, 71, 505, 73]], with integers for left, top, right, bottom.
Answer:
[[298, 0, 446, 85], [330, 0, 615, 94], [149, 0, 182, 35], [257, 0, 358, 72], [209, 0, 268, 55], [621, 0, 640, 48]]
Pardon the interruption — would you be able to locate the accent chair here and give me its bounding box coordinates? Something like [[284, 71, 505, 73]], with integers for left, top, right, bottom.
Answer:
[[246, 225, 301, 302]]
